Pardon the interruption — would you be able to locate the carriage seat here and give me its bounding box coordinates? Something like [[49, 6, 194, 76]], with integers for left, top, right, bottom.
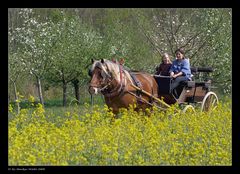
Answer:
[[180, 80, 195, 88], [181, 81, 195, 88], [180, 80, 211, 89]]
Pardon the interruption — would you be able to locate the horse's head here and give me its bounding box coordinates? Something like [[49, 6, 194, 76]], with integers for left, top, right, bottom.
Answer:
[[88, 59, 116, 95]]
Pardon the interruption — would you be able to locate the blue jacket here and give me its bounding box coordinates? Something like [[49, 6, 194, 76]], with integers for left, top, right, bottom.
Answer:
[[169, 58, 192, 80]]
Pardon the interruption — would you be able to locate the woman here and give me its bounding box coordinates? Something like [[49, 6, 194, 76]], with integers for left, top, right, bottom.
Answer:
[[155, 53, 172, 76], [169, 48, 191, 97]]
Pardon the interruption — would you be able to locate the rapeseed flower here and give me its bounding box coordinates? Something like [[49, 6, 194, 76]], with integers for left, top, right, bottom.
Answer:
[[8, 98, 232, 166]]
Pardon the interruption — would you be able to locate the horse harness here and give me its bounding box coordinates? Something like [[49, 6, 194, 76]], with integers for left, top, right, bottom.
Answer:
[[100, 62, 126, 98], [91, 60, 149, 105], [101, 63, 142, 99], [116, 63, 145, 104]]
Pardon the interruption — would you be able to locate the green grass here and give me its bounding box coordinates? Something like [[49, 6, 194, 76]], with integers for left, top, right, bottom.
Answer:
[[8, 95, 106, 123], [9, 94, 231, 123], [9, 95, 105, 109]]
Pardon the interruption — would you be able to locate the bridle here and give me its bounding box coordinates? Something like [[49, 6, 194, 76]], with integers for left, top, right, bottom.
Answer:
[[89, 62, 125, 98]]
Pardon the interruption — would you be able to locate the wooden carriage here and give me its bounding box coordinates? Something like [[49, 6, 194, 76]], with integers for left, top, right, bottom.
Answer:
[[131, 67, 219, 113], [153, 67, 219, 112]]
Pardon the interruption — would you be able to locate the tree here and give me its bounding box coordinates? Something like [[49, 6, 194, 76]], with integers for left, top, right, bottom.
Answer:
[[8, 52, 27, 113], [46, 11, 102, 106], [9, 8, 61, 106], [83, 8, 154, 71], [133, 8, 232, 94]]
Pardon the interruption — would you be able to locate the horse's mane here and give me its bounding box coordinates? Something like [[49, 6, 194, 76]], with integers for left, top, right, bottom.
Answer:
[[91, 59, 134, 84], [91, 60, 109, 76]]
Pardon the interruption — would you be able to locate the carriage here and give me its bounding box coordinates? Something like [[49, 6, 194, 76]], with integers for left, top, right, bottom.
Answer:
[[89, 59, 219, 114], [132, 67, 219, 113]]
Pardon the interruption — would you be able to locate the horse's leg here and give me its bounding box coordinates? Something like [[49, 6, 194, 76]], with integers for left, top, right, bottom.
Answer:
[[105, 101, 120, 118]]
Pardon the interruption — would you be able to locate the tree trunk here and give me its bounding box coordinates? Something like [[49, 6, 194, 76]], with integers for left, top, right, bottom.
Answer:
[[72, 79, 80, 104], [63, 81, 67, 107], [36, 76, 44, 107], [12, 80, 20, 114]]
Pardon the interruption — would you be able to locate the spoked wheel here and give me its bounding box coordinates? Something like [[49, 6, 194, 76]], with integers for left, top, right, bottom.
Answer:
[[182, 104, 195, 114], [201, 92, 219, 112]]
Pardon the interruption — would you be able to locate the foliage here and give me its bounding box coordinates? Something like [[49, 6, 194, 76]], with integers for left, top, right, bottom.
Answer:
[[8, 8, 232, 106], [89, 9, 155, 71], [134, 8, 232, 90], [9, 97, 231, 166], [9, 8, 59, 79], [46, 10, 102, 86]]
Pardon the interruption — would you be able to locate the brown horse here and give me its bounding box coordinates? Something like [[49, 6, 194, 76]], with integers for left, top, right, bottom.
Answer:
[[88, 59, 161, 114]]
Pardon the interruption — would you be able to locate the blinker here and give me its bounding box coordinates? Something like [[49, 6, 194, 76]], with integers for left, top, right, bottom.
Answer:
[[88, 69, 92, 77]]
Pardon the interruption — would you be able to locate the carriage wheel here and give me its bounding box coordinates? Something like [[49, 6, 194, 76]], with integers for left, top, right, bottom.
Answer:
[[201, 92, 219, 112], [182, 105, 195, 114]]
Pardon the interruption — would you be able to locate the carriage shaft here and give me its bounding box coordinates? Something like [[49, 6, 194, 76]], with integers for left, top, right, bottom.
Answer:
[[130, 84, 171, 108], [127, 90, 167, 111]]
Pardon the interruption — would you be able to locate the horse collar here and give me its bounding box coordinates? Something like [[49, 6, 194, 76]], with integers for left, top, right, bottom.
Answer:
[[103, 82, 125, 98]]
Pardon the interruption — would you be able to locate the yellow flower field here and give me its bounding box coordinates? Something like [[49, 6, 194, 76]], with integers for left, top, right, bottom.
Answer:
[[8, 100, 232, 166]]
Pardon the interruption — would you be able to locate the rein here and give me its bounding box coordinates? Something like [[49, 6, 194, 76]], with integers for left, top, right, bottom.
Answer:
[[99, 78, 114, 92]]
